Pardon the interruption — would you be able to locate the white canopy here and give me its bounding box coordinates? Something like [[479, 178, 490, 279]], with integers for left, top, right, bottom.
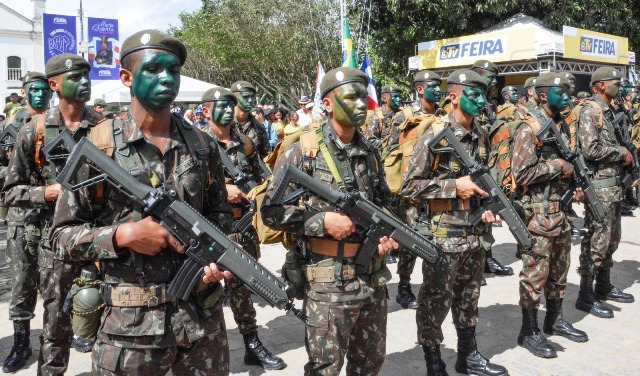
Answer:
[[89, 75, 216, 105]]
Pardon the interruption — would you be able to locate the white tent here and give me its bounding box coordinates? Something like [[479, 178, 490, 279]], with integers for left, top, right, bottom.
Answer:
[[89, 75, 216, 105]]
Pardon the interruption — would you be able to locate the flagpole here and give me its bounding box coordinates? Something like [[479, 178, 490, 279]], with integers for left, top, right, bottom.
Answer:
[[340, 0, 344, 53]]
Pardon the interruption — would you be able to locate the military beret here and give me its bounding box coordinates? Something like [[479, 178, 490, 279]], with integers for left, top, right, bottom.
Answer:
[[446, 69, 488, 90], [562, 72, 576, 81], [577, 91, 590, 99], [231, 81, 256, 93], [535, 72, 569, 89], [590, 66, 622, 86], [202, 86, 237, 104], [471, 60, 498, 74], [94, 99, 107, 107], [320, 67, 368, 98], [21, 72, 47, 86], [413, 70, 442, 84], [501, 86, 517, 95], [119, 106, 129, 113], [45, 54, 90, 78], [524, 77, 537, 89], [381, 85, 402, 94], [121, 29, 187, 66]]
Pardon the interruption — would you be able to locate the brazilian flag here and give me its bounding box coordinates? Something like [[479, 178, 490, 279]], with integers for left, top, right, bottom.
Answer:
[[341, 18, 358, 68]]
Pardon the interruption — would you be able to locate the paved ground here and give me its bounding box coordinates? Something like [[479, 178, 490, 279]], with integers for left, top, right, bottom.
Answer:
[[1, 204, 639, 375]]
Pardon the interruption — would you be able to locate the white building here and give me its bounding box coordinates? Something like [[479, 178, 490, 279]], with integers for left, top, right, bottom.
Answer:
[[0, 0, 46, 114]]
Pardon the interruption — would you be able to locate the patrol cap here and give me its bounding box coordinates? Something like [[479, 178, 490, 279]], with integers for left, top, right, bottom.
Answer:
[[94, 98, 107, 107], [45, 54, 91, 78], [471, 60, 498, 74], [320, 67, 368, 98], [535, 72, 569, 89], [202, 86, 237, 104], [523, 77, 537, 89], [446, 69, 488, 90], [121, 29, 187, 66], [21, 72, 47, 87], [231, 81, 256, 93], [501, 86, 517, 95], [381, 85, 402, 94], [590, 66, 622, 86], [577, 91, 590, 99], [413, 70, 442, 84]]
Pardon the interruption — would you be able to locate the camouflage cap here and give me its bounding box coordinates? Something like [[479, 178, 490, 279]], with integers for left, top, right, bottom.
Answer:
[[320, 67, 368, 98], [501, 86, 517, 95], [577, 91, 590, 99], [45, 54, 90, 78], [523, 77, 537, 89], [94, 98, 107, 106], [231, 81, 256, 93], [381, 85, 402, 94], [446, 69, 488, 90], [535, 72, 570, 89], [121, 29, 187, 66], [590, 66, 622, 86], [413, 70, 442, 84], [21, 71, 47, 86], [202, 86, 237, 104], [471, 60, 498, 74]]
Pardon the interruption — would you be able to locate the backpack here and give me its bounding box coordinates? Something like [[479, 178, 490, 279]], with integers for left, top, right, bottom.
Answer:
[[563, 99, 603, 151], [361, 107, 384, 135], [487, 118, 524, 194]]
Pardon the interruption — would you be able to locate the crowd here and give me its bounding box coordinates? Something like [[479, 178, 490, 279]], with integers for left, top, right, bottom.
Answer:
[[0, 26, 638, 376]]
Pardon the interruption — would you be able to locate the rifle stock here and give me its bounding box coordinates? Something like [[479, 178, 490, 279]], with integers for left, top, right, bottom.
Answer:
[[0, 124, 19, 148]]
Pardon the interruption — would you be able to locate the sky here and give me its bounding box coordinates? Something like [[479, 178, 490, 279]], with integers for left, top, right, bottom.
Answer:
[[5, 0, 202, 39]]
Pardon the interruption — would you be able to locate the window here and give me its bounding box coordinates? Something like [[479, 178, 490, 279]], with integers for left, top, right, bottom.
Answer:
[[7, 56, 22, 80]]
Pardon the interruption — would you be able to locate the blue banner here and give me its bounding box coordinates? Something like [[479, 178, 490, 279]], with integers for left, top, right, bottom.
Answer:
[[43, 13, 77, 63], [88, 17, 120, 80]]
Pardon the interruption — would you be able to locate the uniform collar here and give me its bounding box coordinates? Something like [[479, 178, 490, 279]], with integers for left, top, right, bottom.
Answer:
[[120, 114, 186, 152], [321, 118, 370, 157], [45, 106, 104, 130]]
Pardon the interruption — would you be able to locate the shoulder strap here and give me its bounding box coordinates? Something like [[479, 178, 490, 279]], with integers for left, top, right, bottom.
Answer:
[[401, 106, 413, 123], [87, 118, 115, 157], [34, 114, 47, 172], [237, 132, 255, 157], [299, 127, 319, 174]]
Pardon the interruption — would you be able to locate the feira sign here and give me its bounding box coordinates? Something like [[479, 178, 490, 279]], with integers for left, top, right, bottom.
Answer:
[[417, 27, 537, 69], [563, 26, 629, 65]]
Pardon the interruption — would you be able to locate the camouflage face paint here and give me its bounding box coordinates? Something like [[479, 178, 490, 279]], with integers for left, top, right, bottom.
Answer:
[[423, 81, 442, 103], [236, 91, 255, 111], [331, 83, 368, 128], [59, 69, 91, 102], [26, 81, 52, 110], [546, 86, 570, 112], [482, 71, 497, 90], [507, 89, 519, 104], [389, 93, 402, 110], [131, 50, 181, 111], [604, 80, 621, 99], [213, 100, 234, 126], [460, 87, 486, 117]]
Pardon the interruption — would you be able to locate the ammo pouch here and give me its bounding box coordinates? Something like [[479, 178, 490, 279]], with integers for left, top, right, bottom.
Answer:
[[23, 222, 42, 257], [303, 256, 391, 288], [282, 249, 306, 300], [100, 283, 175, 308], [191, 281, 224, 311], [513, 195, 534, 226]]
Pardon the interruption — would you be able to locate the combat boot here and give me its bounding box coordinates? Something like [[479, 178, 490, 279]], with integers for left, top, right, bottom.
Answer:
[[484, 257, 513, 276], [575, 275, 613, 318], [2, 321, 32, 373], [543, 299, 588, 343], [455, 327, 508, 376], [243, 332, 286, 370], [396, 276, 419, 309], [423, 344, 448, 376], [595, 268, 635, 303], [517, 308, 556, 358], [72, 334, 95, 353]]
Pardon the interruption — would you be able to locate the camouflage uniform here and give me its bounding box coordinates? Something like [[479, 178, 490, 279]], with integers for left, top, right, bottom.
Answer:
[[496, 102, 519, 120], [402, 112, 488, 347], [50, 115, 233, 375], [4, 106, 103, 376], [262, 119, 391, 376], [365, 106, 396, 154], [235, 116, 271, 158]]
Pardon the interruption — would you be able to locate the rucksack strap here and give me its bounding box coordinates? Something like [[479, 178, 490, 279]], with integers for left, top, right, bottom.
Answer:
[[33, 114, 46, 172]]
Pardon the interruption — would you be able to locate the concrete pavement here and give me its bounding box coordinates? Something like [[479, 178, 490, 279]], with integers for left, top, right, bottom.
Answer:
[[1, 205, 639, 375]]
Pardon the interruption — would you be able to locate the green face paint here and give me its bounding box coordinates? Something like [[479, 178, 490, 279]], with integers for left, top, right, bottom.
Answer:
[[604, 80, 621, 99], [131, 50, 181, 111], [459, 87, 486, 117], [236, 91, 255, 111], [389, 93, 402, 110], [59, 69, 91, 102], [546, 87, 570, 112], [26, 81, 52, 110], [331, 83, 368, 128], [212, 100, 235, 126], [423, 81, 442, 103], [507, 89, 519, 104], [482, 72, 497, 90]]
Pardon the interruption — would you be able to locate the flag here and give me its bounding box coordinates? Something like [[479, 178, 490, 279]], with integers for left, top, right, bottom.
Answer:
[[341, 18, 358, 68], [360, 54, 378, 110], [312, 61, 326, 119]]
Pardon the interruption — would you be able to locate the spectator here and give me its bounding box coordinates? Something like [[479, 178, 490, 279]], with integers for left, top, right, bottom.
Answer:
[[252, 107, 278, 150], [183, 109, 195, 125], [272, 108, 285, 141], [296, 95, 312, 127], [3, 93, 21, 116], [193, 107, 207, 130], [283, 111, 300, 136]]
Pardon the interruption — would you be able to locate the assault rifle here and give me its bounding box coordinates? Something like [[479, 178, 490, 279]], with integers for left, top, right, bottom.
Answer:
[[427, 126, 536, 252], [270, 163, 449, 273], [57, 138, 307, 322], [217, 147, 257, 234], [612, 109, 640, 189], [41, 129, 76, 164], [0, 124, 19, 148], [536, 118, 607, 224]]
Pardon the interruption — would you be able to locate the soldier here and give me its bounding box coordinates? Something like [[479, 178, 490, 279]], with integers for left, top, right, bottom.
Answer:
[[518, 77, 539, 115], [200, 86, 286, 370], [511, 72, 588, 359], [402, 69, 507, 376], [365, 84, 402, 154], [562, 72, 577, 98], [262, 67, 398, 375], [93, 98, 107, 114], [49, 30, 234, 375], [576, 91, 590, 105], [231, 80, 271, 158], [576, 67, 636, 318], [0, 72, 51, 373], [618, 78, 639, 216], [496, 86, 519, 120]]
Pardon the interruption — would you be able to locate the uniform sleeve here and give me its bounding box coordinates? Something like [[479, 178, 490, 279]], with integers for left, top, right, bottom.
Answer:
[[578, 106, 628, 163], [204, 141, 234, 233], [401, 129, 457, 200], [365, 113, 383, 151], [512, 123, 562, 186], [261, 143, 326, 237], [2, 122, 47, 208]]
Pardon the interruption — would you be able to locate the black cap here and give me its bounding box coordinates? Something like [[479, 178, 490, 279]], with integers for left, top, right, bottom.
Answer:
[[121, 29, 187, 66], [21, 72, 47, 87], [320, 67, 368, 98], [45, 54, 90, 78]]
